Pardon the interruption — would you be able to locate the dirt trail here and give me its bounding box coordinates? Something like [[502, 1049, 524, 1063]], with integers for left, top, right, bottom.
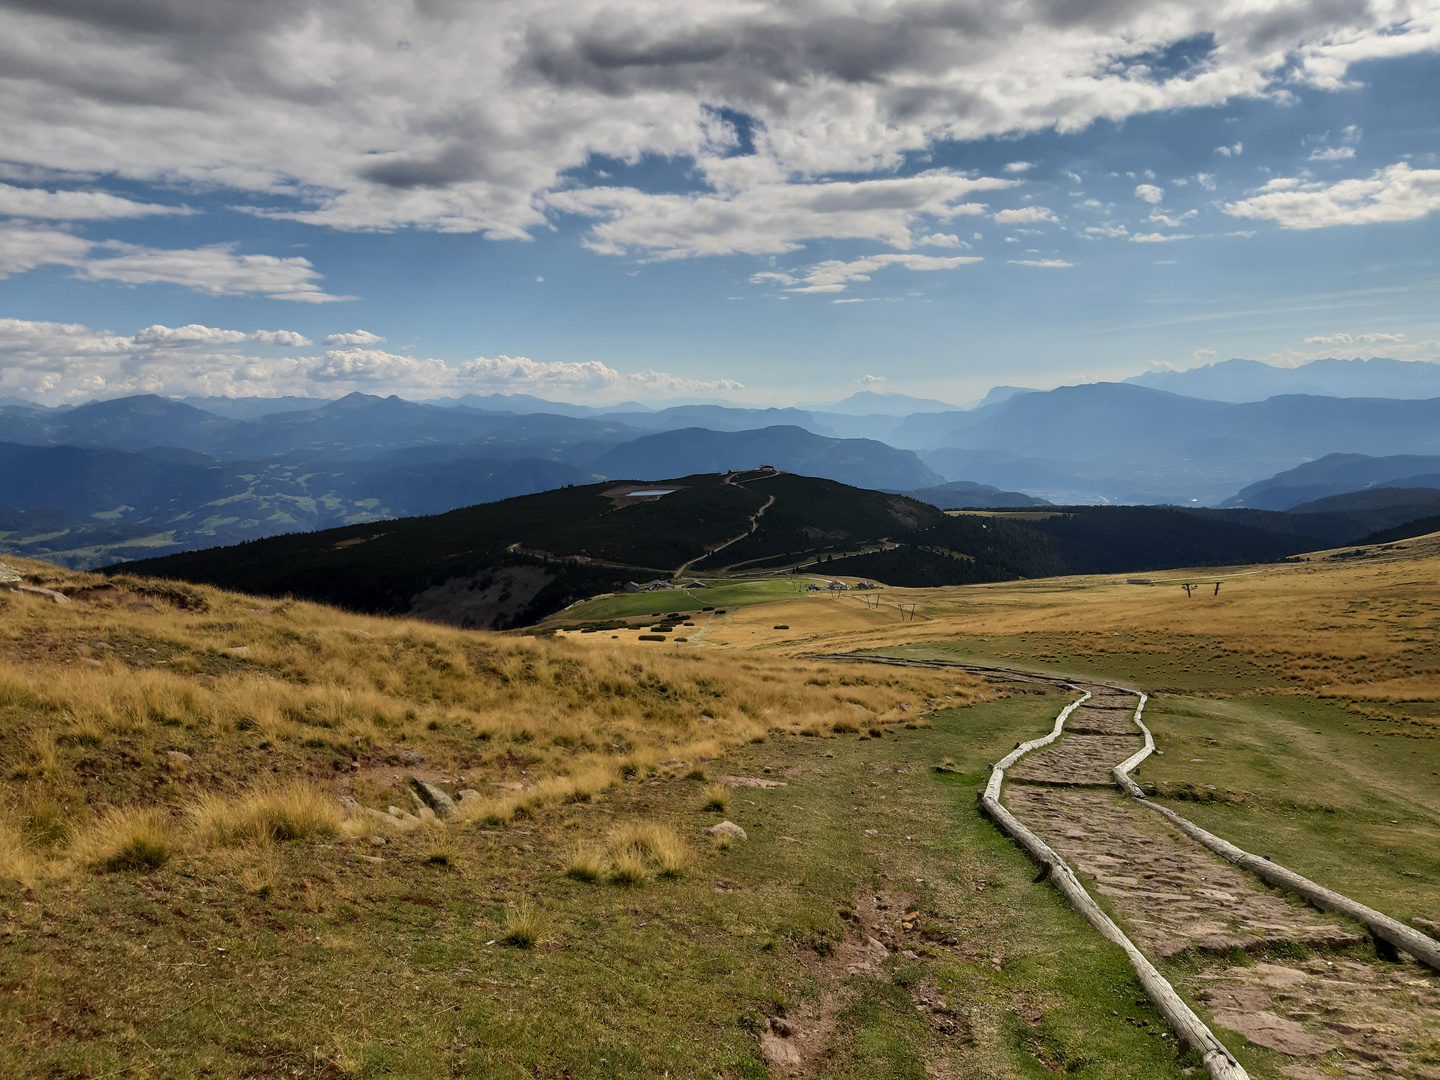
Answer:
[[673, 492, 776, 578], [1002, 686, 1440, 1077]]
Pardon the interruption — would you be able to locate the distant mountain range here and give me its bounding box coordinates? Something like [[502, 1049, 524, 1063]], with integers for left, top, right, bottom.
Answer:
[[7, 355, 1440, 570], [1221, 453, 1440, 510], [1127, 357, 1440, 403]]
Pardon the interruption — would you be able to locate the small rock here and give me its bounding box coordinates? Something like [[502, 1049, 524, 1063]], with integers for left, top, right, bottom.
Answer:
[[768, 1016, 796, 1038], [759, 1032, 802, 1072], [369, 835, 388, 846], [399, 748, 423, 764], [703, 821, 747, 840], [456, 788, 481, 802], [165, 750, 193, 765], [409, 777, 456, 818]]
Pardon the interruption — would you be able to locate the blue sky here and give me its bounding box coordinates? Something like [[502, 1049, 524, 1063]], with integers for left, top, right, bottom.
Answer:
[[1, 1, 1438, 407]]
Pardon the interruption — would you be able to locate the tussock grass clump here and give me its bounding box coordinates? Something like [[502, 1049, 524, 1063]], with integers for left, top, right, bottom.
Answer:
[[74, 807, 172, 872], [564, 843, 608, 882], [607, 847, 651, 886], [0, 818, 34, 882], [192, 782, 340, 846], [701, 783, 730, 812], [500, 901, 545, 948], [608, 821, 691, 880]]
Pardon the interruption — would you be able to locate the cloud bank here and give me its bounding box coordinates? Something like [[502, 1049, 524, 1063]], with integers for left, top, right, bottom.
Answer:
[[0, 318, 741, 405], [0, 0, 1436, 261]]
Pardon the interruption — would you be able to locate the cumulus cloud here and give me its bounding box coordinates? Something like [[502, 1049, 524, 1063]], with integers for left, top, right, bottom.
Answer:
[[1004, 161, 1035, 173], [131, 324, 314, 348], [0, 317, 738, 404], [1225, 163, 1440, 229], [1309, 146, 1356, 161], [1008, 258, 1073, 268], [324, 330, 386, 346], [994, 206, 1056, 224], [753, 252, 982, 294], [1130, 232, 1191, 242], [0, 182, 192, 220], [917, 232, 963, 247], [0, 0, 1431, 256], [1135, 184, 1165, 204], [1215, 142, 1244, 156]]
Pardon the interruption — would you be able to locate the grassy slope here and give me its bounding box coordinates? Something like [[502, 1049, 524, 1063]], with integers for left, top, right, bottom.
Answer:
[[0, 686, 1198, 1080]]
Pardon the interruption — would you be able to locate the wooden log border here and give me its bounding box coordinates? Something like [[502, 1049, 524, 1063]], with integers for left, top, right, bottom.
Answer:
[[1109, 712, 1440, 973], [980, 688, 1249, 1080]]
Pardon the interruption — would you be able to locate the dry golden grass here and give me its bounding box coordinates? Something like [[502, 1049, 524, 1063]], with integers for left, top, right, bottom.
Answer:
[[500, 901, 545, 948], [0, 555, 982, 882], [69, 806, 173, 873], [563, 842, 608, 882], [700, 782, 729, 812], [191, 781, 341, 847], [696, 533, 1440, 706], [608, 820, 691, 879]]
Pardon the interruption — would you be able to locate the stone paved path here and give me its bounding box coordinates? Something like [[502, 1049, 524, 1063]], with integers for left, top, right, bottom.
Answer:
[[1002, 686, 1440, 1078]]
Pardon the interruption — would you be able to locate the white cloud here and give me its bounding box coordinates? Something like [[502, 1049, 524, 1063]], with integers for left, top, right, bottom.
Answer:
[[993, 206, 1056, 224], [1134, 184, 1165, 204], [1309, 146, 1356, 161], [1224, 163, 1440, 229], [0, 222, 350, 302], [0, 0, 1431, 254], [1196, 173, 1216, 191], [1303, 331, 1408, 345], [917, 232, 962, 248], [859, 374, 886, 385], [760, 253, 983, 294], [130, 324, 314, 348], [1148, 209, 1197, 228], [1262, 339, 1440, 365], [0, 182, 192, 220], [78, 243, 352, 302], [0, 317, 737, 404], [0, 222, 92, 275], [549, 171, 1009, 258], [1215, 142, 1244, 157], [1003, 161, 1035, 174], [1008, 259, 1073, 268], [324, 330, 386, 346], [1085, 224, 1128, 237], [1130, 232, 1191, 242]]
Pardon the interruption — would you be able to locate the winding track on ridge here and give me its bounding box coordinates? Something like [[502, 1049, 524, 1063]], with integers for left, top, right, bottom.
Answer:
[[822, 655, 1440, 1080]]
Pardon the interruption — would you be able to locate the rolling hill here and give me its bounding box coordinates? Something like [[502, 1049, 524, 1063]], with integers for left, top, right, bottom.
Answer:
[[115, 470, 1345, 629]]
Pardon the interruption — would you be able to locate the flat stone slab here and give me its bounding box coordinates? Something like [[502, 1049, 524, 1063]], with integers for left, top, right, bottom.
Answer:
[[1007, 734, 1141, 785], [1066, 706, 1141, 736], [1004, 786, 1440, 1073]]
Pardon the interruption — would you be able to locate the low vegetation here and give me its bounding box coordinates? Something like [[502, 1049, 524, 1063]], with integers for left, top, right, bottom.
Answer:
[[2, 526, 1438, 1077]]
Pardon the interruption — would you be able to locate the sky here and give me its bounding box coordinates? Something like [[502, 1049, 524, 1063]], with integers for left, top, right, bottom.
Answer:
[[1, 0, 1439, 408]]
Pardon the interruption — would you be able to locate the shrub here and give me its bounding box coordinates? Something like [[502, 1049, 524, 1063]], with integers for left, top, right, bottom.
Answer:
[[501, 901, 545, 948], [701, 783, 730, 812]]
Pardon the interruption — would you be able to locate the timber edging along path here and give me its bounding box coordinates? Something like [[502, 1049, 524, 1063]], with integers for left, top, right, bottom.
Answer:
[[977, 688, 1250, 1080], [1112, 738, 1440, 974], [814, 654, 1249, 1078]]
